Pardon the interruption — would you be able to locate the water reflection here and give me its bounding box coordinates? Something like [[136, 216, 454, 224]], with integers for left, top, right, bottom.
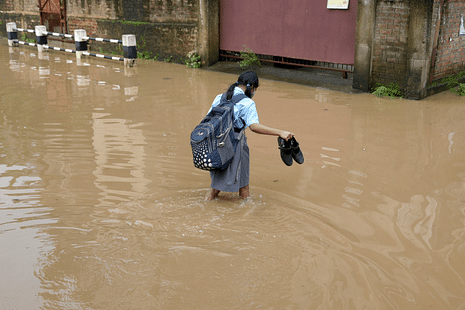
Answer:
[[92, 112, 150, 207], [0, 164, 52, 309], [0, 164, 46, 230], [1, 42, 465, 309]]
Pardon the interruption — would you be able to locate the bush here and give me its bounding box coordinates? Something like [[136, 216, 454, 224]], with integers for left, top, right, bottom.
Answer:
[[442, 71, 465, 96], [450, 83, 465, 96], [372, 83, 403, 99], [185, 51, 201, 68], [239, 46, 261, 70]]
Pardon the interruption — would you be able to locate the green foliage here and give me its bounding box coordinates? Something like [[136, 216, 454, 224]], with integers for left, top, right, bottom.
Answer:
[[372, 83, 403, 99], [111, 20, 150, 26], [98, 47, 123, 57], [20, 33, 35, 44], [239, 46, 261, 70], [441, 71, 465, 96], [442, 75, 459, 89], [136, 36, 154, 60], [122, 21, 149, 26], [137, 50, 153, 59], [185, 51, 201, 68], [111, 50, 123, 56], [164, 56, 173, 63], [450, 83, 465, 96]]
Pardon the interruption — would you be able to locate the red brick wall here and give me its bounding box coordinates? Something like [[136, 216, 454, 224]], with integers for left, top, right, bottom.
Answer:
[[65, 0, 198, 23], [5, 0, 37, 14], [0, 0, 14, 11], [372, 0, 410, 86], [66, 0, 119, 19], [148, 0, 198, 22], [371, 0, 464, 90], [1, 0, 199, 63], [431, 0, 465, 81], [0, 0, 39, 24], [67, 18, 99, 37], [65, 0, 199, 61]]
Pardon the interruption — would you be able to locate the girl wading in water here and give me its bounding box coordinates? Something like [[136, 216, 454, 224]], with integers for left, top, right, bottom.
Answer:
[[205, 71, 295, 201]]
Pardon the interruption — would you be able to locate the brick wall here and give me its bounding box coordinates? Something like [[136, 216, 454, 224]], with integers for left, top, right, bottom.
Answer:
[[148, 0, 198, 23], [7, 0, 38, 14], [369, 0, 465, 96], [431, 0, 465, 81], [66, 0, 199, 61], [0, 0, 199, 63], [67, 0, 120, 19], [67, 18, 99, 35], [0, 0, 39, 28], [65, 0, 197, 24], [0, 0, 13, 11], [372, 0, 410, 86], [371, 0, 465, 88]]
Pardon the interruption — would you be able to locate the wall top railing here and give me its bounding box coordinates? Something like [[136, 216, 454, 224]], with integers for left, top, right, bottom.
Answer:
[[6, 22, 136, 67]]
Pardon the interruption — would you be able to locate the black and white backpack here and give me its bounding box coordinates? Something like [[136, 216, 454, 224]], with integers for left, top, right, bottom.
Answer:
[[190, 93, 246, 171]]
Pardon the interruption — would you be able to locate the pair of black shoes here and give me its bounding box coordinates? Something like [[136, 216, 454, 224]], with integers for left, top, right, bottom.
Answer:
[[278, 137, 304, 166]]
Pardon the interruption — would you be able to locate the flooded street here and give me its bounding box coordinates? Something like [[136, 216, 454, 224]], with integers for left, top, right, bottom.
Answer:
[[1, 42, 465, 310]]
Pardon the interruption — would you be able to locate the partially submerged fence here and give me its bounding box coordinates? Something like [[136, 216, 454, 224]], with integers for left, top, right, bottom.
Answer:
[[6, 22, 137, 67]]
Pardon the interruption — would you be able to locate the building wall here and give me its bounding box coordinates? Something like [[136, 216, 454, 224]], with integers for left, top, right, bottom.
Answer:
[[375, 0, 465, 92], [0, 0, 37, 14], [2, 0, 464, 98], [354, 0, 465, 99], [431, 0, 465, 82], [66, 0, 120, 19], [0, 0, 13, 11], [0, 0, 40, 30], [0, 0, 201, 63], [371, 1, 411, 86], [67, 0, 199, 62], [65, 0, 198, 22]]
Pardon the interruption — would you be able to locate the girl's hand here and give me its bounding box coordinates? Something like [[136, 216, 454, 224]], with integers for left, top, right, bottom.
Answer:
[[280, 131, 294, 141]]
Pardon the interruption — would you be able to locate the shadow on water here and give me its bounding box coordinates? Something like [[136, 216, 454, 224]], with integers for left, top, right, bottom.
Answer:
[[1, 42, 465, 309]]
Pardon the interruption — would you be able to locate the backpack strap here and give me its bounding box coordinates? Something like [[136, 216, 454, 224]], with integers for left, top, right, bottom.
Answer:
[[230, 93, 248, 104], [221, 93, 248, 130], [219, 92, 247, 105]]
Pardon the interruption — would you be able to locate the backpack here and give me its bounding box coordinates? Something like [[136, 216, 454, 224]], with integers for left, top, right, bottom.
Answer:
[[190, 93, 247, 171]]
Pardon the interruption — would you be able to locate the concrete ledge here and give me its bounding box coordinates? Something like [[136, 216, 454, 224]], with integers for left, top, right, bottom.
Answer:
[[204, 61, 362, 94]]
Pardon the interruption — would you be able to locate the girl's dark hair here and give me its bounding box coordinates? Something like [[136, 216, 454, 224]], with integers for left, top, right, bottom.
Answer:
[[226, 71, 259, 100]]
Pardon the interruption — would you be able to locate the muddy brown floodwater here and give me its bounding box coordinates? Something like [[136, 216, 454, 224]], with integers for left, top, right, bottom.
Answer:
[[1, 42, 465, 310]]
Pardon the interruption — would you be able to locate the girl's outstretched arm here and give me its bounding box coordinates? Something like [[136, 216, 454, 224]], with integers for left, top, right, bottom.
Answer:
[[248, 123, 294, 141]]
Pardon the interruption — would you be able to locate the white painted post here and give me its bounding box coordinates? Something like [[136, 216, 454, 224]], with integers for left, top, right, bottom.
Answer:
[[74, 29, 88, 60], [8, 30, 20, 72], [6, 22, 18, 47], [35, 25, 48, 53], [123, 34, 137, 67], [75, 29, 88, 84]]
